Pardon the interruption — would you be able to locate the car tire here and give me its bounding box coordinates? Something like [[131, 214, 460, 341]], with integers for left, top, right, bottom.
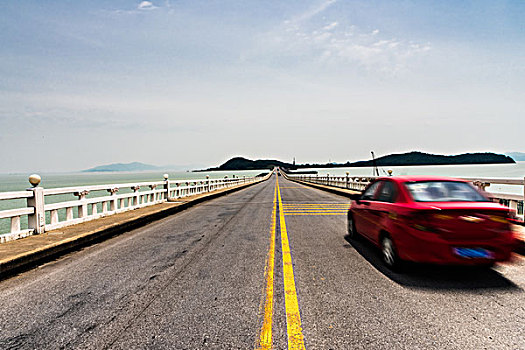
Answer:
[[347, 213, 358, 239], [381, 235, 402, 271]]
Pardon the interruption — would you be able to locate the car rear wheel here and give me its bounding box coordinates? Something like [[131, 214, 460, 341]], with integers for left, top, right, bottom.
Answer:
[[381, 235, 402, 271], [347, 214, 358, 239]]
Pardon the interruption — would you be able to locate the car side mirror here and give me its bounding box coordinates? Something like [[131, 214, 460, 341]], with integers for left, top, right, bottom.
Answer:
[[349, 193, 361, 203]]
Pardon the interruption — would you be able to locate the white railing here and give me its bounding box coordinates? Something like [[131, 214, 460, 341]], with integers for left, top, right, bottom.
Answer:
[[42, 181, 167, 232], [284, 174, 378, 191], [0, 173, 270, 243], [285, 173, 525, 219], [463, 177, 525, 218], [0, 191, 35, 242]]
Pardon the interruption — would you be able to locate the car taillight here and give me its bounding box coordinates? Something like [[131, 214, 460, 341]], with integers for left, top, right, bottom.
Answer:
[[404, 213, 437, 233], [488, 215, 508, 224], [487, 213, 513, 232]]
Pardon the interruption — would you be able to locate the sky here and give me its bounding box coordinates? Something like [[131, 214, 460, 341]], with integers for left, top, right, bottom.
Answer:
[[0, 0, 524, 173]]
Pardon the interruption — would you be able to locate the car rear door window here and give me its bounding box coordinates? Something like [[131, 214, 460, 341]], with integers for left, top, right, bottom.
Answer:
[[361, 181, 381, 201], [377, 181, 397, 203]]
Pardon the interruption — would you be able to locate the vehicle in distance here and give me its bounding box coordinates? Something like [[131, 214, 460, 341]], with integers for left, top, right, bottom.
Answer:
[[347, 176, 517, 269]]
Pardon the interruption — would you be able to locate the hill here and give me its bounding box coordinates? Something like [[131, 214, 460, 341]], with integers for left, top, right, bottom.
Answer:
[[198, 157, 295, 171], [199, 152, 514, 172], [83, 162, 162, 172], [344, 151, 515, 167], [298, 152, 514, 169]]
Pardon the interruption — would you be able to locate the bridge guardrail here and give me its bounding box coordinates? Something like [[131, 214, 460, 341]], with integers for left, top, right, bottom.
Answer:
[[0, 173, 270, 243], [285, 172, 525, 220]]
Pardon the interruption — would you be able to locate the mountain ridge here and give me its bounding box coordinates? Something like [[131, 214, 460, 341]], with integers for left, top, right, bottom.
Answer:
[[82, 162, 162, 172], [199, 152, 515, 171]]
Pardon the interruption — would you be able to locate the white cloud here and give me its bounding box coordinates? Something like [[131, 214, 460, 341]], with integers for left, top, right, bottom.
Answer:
[[109, 1, 162, 14], [323, 22, 338, 31], [293, 0, 338, 23], [137, 1, 157, 10], [248, 6, 431, 74]]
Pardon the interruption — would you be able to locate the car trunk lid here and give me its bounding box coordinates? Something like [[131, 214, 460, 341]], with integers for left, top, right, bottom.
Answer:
[[411, 202, 511, 240]]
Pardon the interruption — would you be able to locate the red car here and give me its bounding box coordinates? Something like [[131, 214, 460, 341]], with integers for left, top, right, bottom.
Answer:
[[347, 176, 517, 270]]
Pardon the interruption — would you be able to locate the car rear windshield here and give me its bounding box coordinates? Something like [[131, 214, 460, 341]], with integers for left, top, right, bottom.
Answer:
[[404, 181, 489, 202]]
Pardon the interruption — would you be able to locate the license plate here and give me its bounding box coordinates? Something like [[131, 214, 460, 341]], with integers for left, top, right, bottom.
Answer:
[[453, 247, 494, 259]]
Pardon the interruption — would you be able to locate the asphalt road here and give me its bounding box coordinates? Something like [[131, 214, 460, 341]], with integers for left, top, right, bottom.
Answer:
[[0, 175, 524, 349]]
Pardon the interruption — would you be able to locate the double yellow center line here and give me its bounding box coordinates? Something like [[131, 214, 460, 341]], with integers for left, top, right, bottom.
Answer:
[[282, 203, 349, 216], [257, 177, 306, 350]]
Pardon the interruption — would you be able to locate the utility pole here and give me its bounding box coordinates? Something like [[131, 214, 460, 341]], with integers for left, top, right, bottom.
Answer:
[[371, 151, 379, 176]]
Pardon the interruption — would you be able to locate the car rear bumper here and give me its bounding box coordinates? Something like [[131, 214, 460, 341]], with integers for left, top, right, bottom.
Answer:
[[394, 229, 517, 265]]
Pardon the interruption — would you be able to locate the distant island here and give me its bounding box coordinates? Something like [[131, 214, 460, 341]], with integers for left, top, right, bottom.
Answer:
[[198, 152, 515, 171], [302, 151, 515, 168], [197, 158, 293, 171], [82, 162, 206, 172], [83, 162, 162, 172]]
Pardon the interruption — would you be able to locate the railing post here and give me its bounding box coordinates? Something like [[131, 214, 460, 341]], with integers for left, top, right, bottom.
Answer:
[[74, 190, 90, 218], [522, 176, 525, 216], [108, 188, 119, 211], [509, 200, 518, 213], [66, 207, 73, 221], [149, 184, 157, 202], [163, 174, 170, 201], [472, 181, 490, 194], [206, 175, 210, 192], [132, 186, 140, 206], [11, 216, 21, 234], [27, 174, 45, 234], [327, 173, 329, 186], [345, 172, 349, 189]]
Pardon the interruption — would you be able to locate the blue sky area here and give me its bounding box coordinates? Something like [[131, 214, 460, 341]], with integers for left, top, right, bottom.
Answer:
[[1, 1, 524, 172]]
